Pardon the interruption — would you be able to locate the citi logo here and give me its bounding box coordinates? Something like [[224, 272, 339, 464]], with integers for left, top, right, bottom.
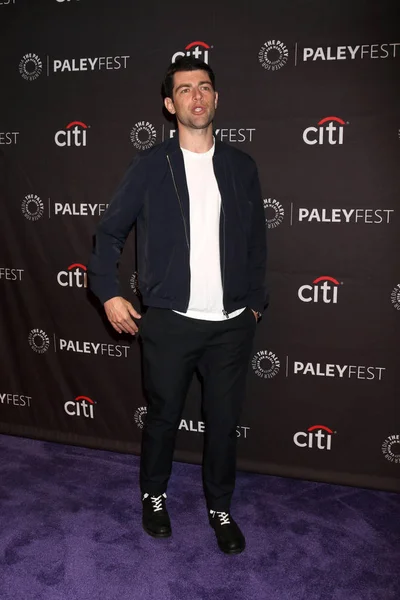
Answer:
[[298, 276, 341, 304], [64, 396, 95, 419], [172, 41, 211, 64], [303, 116, 346, 145], [57, 263, 87, 288], [55, 121, 88, 147], [293, 425, 335, 450]]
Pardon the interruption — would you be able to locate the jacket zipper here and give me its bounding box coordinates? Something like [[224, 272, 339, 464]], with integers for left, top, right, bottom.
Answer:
[[167, 153, 228, 319], [166, 154, 190, 251], [220, 198, 229, 318]]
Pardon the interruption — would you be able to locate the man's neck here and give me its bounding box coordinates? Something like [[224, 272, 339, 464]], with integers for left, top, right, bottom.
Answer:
[[178, 125, 214, 154]]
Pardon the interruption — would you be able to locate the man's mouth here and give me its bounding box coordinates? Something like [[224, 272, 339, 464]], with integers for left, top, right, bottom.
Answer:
[[192, 106, 206, 115]]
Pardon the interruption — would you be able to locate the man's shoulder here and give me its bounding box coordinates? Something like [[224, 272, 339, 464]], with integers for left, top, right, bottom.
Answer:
[[217, 140, 257, 170], [133, 138, 170, 161]]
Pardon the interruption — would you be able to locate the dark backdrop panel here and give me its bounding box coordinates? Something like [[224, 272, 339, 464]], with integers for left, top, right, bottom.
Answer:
[[1, 0, 399, 492]]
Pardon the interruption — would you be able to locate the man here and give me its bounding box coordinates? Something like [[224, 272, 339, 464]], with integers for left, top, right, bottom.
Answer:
[[88, 57, 267, 555]]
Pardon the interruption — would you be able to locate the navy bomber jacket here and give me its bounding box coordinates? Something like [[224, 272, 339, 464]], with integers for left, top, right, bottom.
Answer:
[[88, 135, 268, 316]]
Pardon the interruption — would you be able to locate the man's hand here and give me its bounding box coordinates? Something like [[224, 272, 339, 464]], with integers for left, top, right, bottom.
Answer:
[[251, 309, 259, 322], [104, 296, 141, 335]]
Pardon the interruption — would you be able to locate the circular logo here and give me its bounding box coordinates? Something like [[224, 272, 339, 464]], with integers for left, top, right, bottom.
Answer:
[[21, 194, 44, 221], [28, 329, 50, 354], [134, 406, 147, 429], [381, 434, 400, 464], [130, 272, 140, 296], [130, 121, 157, 150], [264, 198, 284, 229], [390, 284, 400, 310], [19, 53, 43, 81], [252, 350, 280, 379], [258, 40, 289, 71]]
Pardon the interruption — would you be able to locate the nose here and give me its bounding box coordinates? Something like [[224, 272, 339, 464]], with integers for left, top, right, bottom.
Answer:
[[192, 86, 203, 101]]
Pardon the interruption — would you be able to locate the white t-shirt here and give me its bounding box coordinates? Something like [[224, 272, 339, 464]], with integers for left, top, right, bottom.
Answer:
[[174, 140, 244, 321]]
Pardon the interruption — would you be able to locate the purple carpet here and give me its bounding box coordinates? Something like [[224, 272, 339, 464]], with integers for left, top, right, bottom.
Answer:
[[0, 434, 399, 600]]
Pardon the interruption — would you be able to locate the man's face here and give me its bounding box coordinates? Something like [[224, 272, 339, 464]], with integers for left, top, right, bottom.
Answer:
[[164, 69, 218, 131]]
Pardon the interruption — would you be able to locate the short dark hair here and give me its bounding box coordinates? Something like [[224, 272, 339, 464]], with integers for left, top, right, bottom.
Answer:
[[162, 57, 216, 100]]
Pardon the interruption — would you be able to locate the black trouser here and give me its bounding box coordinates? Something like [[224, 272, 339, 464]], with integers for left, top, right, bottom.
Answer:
[[139, 307, 256, 511]]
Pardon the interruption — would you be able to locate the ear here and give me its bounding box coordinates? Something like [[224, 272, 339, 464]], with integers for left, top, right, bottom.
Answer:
[[214, 91, 219, 110], [164, 97, 176, 115]]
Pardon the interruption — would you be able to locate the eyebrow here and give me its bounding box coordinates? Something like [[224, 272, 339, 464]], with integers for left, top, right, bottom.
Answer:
[[174, 80, 213, 92]]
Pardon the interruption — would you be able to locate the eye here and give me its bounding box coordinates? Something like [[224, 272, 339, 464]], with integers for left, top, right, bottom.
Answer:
[[180, 88, 190, 94]]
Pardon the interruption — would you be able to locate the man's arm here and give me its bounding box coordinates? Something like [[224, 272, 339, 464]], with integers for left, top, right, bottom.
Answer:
[[88, 155, 146, 334], [247, 162, 268, 316]]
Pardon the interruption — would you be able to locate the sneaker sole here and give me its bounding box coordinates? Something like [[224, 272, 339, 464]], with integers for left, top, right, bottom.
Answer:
[[142, 521, 172, 538], [217, 541, 245, 555], [209, 522, 246, 554]]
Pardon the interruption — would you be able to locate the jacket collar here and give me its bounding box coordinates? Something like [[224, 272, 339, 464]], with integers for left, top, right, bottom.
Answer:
[[164, 131, 225, 157]]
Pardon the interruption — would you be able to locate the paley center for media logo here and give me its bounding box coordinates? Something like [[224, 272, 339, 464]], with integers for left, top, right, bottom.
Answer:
[[391, 284, 400, 310], [303, 116, 347, 145], [130, 271, 140, 296], [28, 329, 50, 354], [381, 434, 400, 464], [19, 52, 130, 81], [264, 198, 285, 229], [21, 194, 44, 221], [19, 53, 43, 81], [64, 396, 96, 419], [258, 40, 289, 71], [130, 121, 157, 151], [21, 193, 108, 220], [298, 275, 341, 304], [134, 406, 250, 438], [57, 263, 87, 288], [258, 40, 400, 71], [172, 41, 212, 64], [293, 425, 336, 451], [252, 351, 386, 381], [28, 328, 130, 358], [252, 350, 281, 379]]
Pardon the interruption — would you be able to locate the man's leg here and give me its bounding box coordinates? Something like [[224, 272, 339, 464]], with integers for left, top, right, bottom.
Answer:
[[198, 308, 256, 552], [140, 308, 204, 495]]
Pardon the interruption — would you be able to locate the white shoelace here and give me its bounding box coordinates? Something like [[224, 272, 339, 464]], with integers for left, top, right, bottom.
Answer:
[[210, 510, 231, 525], [142, 493, 167, 512]]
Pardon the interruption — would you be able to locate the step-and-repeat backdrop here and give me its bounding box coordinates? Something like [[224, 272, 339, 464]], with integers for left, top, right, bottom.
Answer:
[[1, 0, 399, 492]]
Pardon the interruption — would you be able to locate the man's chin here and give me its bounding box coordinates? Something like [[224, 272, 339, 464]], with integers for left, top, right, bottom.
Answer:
[[178, 115, 214, 131], [188, 118, 213, 130]]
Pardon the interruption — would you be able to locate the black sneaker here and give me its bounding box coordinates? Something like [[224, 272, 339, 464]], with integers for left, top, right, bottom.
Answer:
[[209, 510, 245, 554], [142, 493, 171, 538]]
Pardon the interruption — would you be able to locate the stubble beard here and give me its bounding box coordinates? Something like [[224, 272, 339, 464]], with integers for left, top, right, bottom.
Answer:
[[176, 107, 215, 131]]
